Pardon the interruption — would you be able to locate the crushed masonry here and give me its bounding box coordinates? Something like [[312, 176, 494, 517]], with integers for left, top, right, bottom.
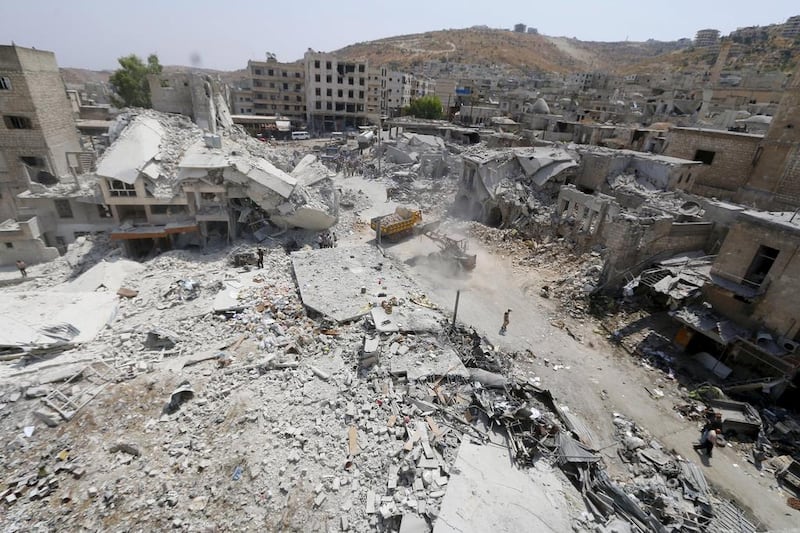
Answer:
[[1, 103, 799, 533]]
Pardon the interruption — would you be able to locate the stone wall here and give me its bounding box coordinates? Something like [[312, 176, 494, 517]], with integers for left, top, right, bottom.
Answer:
[[0, 216, 59, 265], [708, 216, 800, 337], [600, 215, 713, 289], [0, 46, 81, 220], [663, 128, 761, 199]]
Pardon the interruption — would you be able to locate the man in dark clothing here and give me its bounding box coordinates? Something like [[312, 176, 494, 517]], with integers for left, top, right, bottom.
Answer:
[[16, 260, 27, 278], [694, 428, 718, 458], [257, 248, 265, 269]]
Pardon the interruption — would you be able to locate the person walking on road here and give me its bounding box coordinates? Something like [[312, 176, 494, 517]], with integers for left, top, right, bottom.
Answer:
[[500, 309, 511, 335], [256, 248, 265, 269], [16, 259, 27, 278]]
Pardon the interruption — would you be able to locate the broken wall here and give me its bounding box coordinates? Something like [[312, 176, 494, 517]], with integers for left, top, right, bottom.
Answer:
[[555, 185, 618, 246], [0, 216, 59, 266], [600, 214, 713, 290], [706, 216, 800, 338], [663, 128, 761, 200]]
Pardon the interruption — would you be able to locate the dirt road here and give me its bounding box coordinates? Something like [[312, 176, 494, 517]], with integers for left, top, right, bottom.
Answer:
[[333, 174, 798, 530], [383, 232, 797, 531]]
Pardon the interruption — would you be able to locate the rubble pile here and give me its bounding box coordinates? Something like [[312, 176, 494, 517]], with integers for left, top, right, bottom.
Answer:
[[467, 222, 605, 317], [2, 244, 572, 531]]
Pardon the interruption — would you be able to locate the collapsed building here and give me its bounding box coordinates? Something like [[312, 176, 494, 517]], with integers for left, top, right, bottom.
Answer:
[[454, 145, 578, 231], [18, 109, 337, 257]]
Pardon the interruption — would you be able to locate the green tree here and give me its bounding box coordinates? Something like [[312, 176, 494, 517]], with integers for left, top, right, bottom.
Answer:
[[109, 53, 163, 108], [404, 95, 443, 120]]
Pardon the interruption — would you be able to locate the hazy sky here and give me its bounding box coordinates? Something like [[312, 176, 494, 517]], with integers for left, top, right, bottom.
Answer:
[[1, 0, 797, 71]]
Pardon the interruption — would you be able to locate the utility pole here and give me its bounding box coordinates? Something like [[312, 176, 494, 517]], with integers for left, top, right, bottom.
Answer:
[[452, 290, 461, 328]]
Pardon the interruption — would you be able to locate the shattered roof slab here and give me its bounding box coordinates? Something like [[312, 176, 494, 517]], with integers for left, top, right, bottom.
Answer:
[[291, 245, 417, 323], [435, 440, 572, 533], [0, 291, 119, 350], [178, 139, 229, 169], [96, 116, 164, 184], [229, 158, 296, 199]]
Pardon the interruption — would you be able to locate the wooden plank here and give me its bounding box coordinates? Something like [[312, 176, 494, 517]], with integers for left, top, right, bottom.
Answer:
[[348, 426, 359, 456]]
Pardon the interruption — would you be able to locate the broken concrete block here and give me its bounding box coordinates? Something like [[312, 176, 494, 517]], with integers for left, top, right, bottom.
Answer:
[[116, 287, 138, 298], [87, 486, 98, 498], [380, 502, 399, 519], [361, 336, 381, 367], [313, 493, 327, 507], [309, 365, 330, 381], [366, 490, 376, 514], [145, 328, 180, 350], [341, 515, 349, 531], [388, 465, 399, 489], [25, 386, 49, 399], [110, 443, 141, 457], [33, 409, 60, 427], [7, 390, 21, 402]]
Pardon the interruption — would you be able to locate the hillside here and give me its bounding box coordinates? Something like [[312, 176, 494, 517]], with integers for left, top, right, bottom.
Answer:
[[332, 28, 691, 74], [620, 23, 800, 75]]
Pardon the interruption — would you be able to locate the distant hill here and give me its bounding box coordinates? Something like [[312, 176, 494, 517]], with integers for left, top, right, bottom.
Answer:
[[58, 22, 800, 90], [620, 23, 799, 75], [332, 28, 691, 74]]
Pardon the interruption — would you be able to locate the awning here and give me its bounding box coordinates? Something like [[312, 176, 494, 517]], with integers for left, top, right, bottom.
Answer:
[[110, 226, 168, 240], [110, 222, 198, 240]]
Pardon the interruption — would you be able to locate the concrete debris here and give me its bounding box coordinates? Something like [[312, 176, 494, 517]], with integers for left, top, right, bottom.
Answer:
[[165, 380, 194, 414], [0, 129, 784, 532]]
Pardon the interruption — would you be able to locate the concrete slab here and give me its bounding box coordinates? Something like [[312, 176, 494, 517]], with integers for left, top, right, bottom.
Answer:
[[291, 245, 417, 323], [434, 441, 572, 533], [389, 345, 469, 381], [64, 259, 144, 293], [0, 291, 118, 350], [399, 514, 430, 533], [370, 305, 442, 333]]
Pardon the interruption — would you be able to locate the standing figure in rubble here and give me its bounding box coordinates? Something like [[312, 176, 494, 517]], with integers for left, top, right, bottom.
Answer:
[[500, 309, 511, 335], [16, 259, 27, 278], [256, 247, 265, 269]]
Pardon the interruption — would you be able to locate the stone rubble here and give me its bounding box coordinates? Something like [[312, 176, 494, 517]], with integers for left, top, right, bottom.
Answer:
[[0, 135, 771, 532]]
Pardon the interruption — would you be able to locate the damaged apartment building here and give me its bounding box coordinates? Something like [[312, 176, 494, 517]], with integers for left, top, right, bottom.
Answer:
[[71, 109, 337, 257], [0, 44, 98, 266], [453, 116, 800, 399]]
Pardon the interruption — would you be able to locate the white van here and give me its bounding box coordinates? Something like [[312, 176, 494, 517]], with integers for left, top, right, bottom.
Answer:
[[291, 131, 310, 140]]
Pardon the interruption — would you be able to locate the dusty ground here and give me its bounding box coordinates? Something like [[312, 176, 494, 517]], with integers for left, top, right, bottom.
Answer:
[[333, 173, 800, 531], [2, 153, 798, 532]]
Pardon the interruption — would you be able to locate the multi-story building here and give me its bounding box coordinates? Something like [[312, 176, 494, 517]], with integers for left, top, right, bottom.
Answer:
[[366, 67, 383, 119], [411, 76, 434, 100], [782, 15, 800, 38], [383, 69, 413, 117], [694, 29, 720, 47], [0, 45, 84, 222], [247, 58, 306, 123], [304, 51, 370, 132], [230, 86, 254, 115]]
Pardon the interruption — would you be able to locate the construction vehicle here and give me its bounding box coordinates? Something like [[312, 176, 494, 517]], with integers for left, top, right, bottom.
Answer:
[[422, 229, 477, 271], [370, 206, 422, 241]]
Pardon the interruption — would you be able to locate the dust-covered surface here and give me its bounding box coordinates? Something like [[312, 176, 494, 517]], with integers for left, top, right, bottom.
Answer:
[[1, 132, 797, 532]]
